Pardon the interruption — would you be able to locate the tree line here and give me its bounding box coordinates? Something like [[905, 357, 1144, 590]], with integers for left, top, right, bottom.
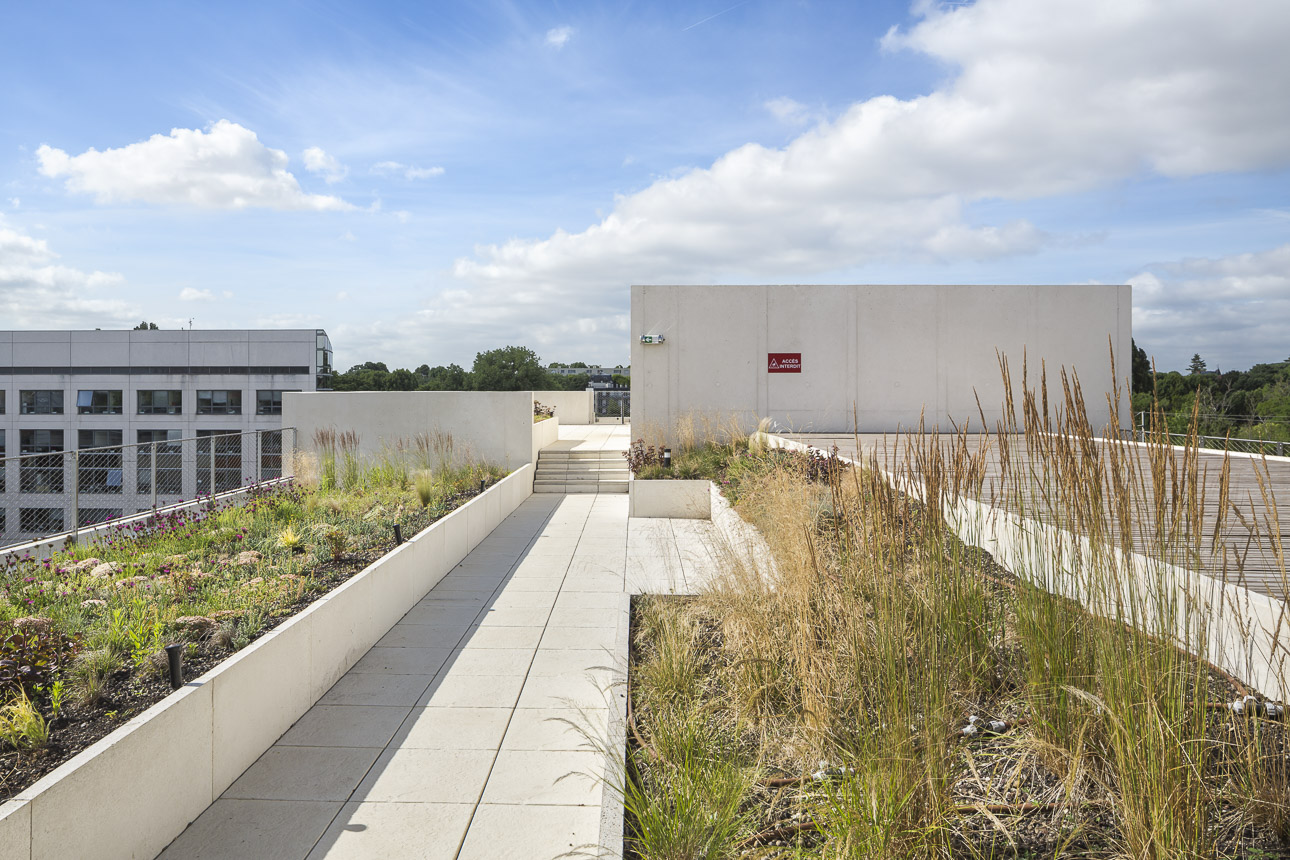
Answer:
[[1131, 340, 1290, 441], [327, 345, 613, 393]]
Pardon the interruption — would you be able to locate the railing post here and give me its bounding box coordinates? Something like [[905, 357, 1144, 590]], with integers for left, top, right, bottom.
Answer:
[[151, 441, 158, 510], [71, 450, 79, 545], [209, 437, 216, 507], [255, 429, 262, 483]]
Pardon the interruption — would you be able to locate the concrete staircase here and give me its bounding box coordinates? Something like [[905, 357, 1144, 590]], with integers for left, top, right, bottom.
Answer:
[[533, 449, 629, 494]]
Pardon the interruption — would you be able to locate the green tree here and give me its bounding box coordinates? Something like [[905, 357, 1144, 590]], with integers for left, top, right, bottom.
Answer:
[[1188, 353, 1207, 375], [471, 346, 549, 391], [422, 364, 471, 390], [387, 368, 418, 391], [1131, 339, 1152, 393], [611, 374, 630, 388], [133, 321, 160, 330]]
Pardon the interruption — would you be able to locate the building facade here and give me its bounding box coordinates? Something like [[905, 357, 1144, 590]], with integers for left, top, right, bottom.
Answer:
[[0, 329, 332, 547]]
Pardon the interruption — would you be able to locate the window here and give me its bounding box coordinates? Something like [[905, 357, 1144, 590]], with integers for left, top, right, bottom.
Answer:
[[20, 430, 64, 494], [255, 390, 296, 415], [197, 390, 242, 415], [137, 390, 182, 415], [20, 390, 63, 415], [196, 431, 243, 493], [78, 429, 124, 495], [77, 389, 124, 414], [137, 430, 184, 495], [19, 508, 64, 535], [0, 389, 5, 414]]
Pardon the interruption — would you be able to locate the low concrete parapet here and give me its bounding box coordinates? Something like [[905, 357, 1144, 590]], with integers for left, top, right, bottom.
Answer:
[[0, 464, 534, 860], [627, 477, 711, 519]]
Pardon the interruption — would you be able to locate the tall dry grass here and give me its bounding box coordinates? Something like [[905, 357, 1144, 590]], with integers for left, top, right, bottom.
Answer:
[[623, 350, 1290, 858]]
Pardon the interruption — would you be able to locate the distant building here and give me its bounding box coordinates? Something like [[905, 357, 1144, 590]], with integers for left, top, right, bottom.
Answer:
[[548, 365, 629, 380], [0, 329, 332, 547]]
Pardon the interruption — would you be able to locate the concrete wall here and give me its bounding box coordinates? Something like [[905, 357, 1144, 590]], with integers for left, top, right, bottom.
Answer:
[[533, 390, 594, 425], [284, 391, 536, 469], [631, 285, 1131, 437]]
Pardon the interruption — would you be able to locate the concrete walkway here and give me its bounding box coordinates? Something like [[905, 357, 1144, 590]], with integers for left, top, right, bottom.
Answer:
[[159, 426, 724, 860]]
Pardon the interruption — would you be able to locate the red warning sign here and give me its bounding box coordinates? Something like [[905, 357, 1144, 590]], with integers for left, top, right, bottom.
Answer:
[[768, 353, 802, 373]]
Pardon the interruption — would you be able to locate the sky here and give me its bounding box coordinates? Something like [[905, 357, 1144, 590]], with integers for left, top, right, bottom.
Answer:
[[2, 0, 1289, 374]]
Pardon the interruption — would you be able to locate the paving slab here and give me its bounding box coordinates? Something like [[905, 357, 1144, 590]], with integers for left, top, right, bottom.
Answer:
[[160, 424, 740, 859]]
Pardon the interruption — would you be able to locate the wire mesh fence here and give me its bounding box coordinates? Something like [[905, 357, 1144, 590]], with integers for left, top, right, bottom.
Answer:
[[0, 427, 295, 549], [594, 390, 630, 422]]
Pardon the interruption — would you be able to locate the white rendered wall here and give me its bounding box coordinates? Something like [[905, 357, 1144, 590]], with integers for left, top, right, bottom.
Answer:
[[533, 390, 594, 424], [283, 391, 536, 469], [631, 285, 1131, 436]]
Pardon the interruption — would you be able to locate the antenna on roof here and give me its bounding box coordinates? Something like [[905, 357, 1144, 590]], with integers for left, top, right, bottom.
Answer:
[[187, 318, 194, 330]]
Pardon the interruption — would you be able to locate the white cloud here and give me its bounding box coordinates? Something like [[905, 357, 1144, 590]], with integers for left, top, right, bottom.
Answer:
[[545, 26, 573, 49], [7, 198, 18, 209], [302, 146, 348, 183], [1131, 243, 1290, 372], [372, 161, 444, 181], [429, 0, 1290, 364], [0, 219, 138, 327], [37, 120, 352, 211], [340, 231, 356, 242], [763, 97, 814, 126], [336, 291, 350, 301], [179, 287, 214, 301]]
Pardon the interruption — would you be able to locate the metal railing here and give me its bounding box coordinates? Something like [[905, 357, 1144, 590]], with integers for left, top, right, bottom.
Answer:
[[1134, 412, 1289, 456], [594, 390, 630, 423], [0, 427, 296, 549]]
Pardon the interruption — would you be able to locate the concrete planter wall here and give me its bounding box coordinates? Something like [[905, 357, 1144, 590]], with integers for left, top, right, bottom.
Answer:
[[0, 464, 533, 860], [628, 476, 711, 519], [531, 415, 559, 468]]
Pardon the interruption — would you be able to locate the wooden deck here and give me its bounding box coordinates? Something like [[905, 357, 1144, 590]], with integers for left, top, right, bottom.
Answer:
[[784, 433, 1290, 601]]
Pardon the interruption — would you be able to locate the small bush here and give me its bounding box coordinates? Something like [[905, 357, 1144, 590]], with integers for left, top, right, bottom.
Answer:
[[0, 691, 48, 751], [0, 626, 80, 698]]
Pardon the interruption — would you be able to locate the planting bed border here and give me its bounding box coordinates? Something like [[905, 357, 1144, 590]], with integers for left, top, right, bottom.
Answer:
[[627, 476, 711, 519], [0, 463, 534, 860]]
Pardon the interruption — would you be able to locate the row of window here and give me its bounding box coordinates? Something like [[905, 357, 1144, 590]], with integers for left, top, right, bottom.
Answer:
[[0, 389, 294, 416], [0, 429, 284, 496]]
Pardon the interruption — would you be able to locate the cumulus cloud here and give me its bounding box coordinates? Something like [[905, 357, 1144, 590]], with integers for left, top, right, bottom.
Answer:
[[372, 161, 444, 180], [179, 287, 214, 301], [1131, 243, 1290, 372], [426, 0, 1290, 364], [302, 146, 348, 183], [37, 120, 351, 210], [545, 26, 573, 49], [0, 220, 138, 327]]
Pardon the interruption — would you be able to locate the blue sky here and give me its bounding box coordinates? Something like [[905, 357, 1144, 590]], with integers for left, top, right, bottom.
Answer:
[[3, 0, 1289, 374]]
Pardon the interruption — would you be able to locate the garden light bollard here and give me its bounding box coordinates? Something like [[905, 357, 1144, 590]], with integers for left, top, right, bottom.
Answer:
[[165, 643, 184, 689], [393, 523, 403, 545]]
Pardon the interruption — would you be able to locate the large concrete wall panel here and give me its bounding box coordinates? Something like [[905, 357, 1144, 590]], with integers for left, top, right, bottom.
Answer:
[[283, 391, 536, 468], [632, 285, 1130, 437]]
